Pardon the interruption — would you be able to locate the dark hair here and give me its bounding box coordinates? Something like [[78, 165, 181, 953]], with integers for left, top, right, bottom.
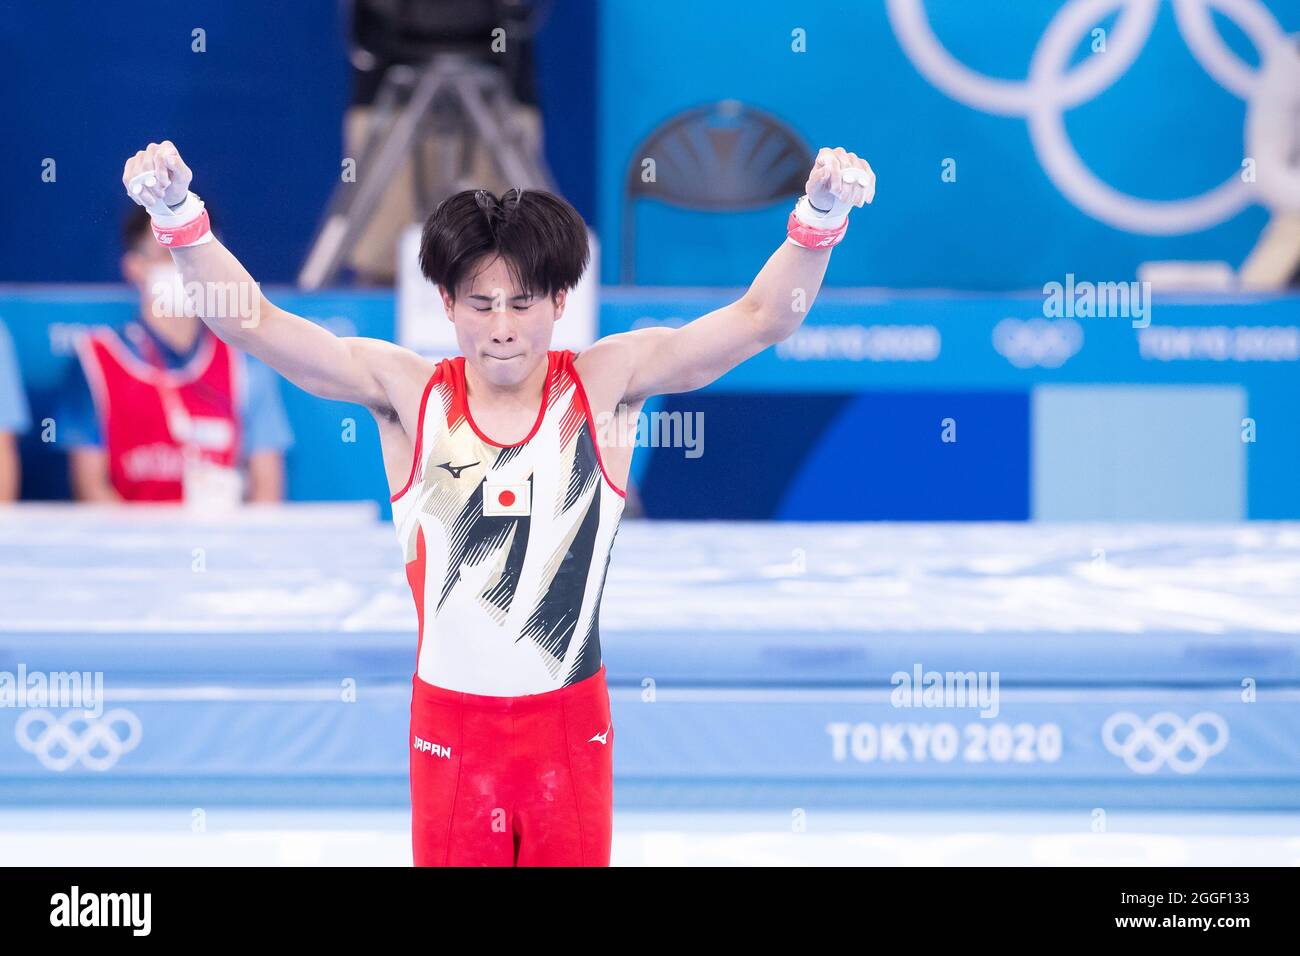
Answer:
[[122, 205, 154, 252], [419, 188, 589, 302]]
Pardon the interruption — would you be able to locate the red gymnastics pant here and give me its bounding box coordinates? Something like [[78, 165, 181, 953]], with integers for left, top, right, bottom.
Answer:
[[409, 665, 614, 866]]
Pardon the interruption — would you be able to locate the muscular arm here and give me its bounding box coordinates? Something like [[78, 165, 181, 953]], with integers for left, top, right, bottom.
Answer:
[[125, 141, 424, 415], [602, 239, 835, 402], [586, 147, 875, 404], [169, 237, 413, 411]]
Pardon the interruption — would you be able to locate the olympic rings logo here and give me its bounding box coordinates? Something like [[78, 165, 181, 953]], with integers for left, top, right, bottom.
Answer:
[[993, 317, 1084, 367], [15, 708, 143, 772], [1101, 710, 1229, 774], [887, 0, 1294, 233]]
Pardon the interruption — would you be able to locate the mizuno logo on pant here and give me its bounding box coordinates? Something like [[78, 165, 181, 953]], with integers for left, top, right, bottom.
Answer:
[[589, 724, 611, 745]]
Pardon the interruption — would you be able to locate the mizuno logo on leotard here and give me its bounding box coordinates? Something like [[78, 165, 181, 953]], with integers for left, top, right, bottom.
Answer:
[[437, 461, 480, 479], [413, 735, 452, 758], [588, 724, 610, 745]]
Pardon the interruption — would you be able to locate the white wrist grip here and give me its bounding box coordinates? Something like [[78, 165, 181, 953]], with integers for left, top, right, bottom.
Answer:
[[796, 167, 871, 230], [127, 172, 205, 227], [794, 195, 848, 231]]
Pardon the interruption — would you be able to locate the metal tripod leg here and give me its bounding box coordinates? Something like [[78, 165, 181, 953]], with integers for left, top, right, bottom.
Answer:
[[446, 69, 554, 192], [299, 55, 557, 289], [299, 63, 448, 289]]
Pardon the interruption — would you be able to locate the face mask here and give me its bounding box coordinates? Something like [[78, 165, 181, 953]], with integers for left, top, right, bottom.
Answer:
[[145, 263, 185, 321]]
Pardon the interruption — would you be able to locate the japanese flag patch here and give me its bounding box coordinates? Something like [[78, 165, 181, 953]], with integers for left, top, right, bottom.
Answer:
[[484, 480, 530, 517]]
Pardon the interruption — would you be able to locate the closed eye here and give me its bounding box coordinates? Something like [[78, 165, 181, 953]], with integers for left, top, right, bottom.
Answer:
[[472, 298, 535, 313]]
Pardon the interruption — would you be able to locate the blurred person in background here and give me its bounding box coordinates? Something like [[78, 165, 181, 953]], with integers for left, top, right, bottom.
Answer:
[[0, 321, 31, 501], [56, 207, 293, 504], [345, 0, 545, 284], [1240, 36, 1300, 289]]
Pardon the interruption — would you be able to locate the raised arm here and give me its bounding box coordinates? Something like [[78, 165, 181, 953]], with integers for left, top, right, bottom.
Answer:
[[121, 141, 419, 412], [587, 147, 874, 404]]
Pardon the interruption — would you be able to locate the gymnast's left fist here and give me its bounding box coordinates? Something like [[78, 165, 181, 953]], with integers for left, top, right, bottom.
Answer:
[[805, 147, 875, 218], [122, 140, 193, 210]]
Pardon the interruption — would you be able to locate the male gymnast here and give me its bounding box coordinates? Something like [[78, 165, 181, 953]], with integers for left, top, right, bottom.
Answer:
[[122, 139, 873, 865]]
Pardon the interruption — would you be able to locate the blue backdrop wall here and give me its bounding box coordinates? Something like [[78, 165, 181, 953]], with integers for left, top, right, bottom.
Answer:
[[598, 0, 1298, 288], [1, 0, 597, 284], [6, 289, 1298, 520]]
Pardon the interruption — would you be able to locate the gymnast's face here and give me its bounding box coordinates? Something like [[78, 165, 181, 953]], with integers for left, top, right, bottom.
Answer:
[[442, 255, 566, 387]]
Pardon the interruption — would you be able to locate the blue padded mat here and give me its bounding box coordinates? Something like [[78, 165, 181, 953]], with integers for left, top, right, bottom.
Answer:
[[2, 505, 1297, 809]]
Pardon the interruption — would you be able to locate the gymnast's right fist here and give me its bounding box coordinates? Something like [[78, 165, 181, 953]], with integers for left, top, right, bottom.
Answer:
[[122, 141, 193, 212]]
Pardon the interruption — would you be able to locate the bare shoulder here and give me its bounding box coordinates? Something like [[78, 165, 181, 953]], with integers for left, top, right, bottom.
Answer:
[[574, 333, 636, 414], [573, 328, 672, 408], [344, 337, 439, 422]]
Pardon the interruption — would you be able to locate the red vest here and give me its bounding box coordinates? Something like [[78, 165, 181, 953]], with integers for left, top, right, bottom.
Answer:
[[77, 326, 242, 502]]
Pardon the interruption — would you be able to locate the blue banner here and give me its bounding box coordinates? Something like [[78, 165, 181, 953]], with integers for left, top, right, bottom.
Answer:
[[1, 686, 1293, 811], [599, 0, 1298, 287]]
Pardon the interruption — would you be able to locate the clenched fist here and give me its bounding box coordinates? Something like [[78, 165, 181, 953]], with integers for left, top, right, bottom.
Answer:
[[122, 141, 193, 212], [805, 147, 875, 217]]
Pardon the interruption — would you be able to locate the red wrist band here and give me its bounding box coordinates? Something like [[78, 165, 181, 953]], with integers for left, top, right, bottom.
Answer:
[[786, 209, 848, 249], [152, 209, 211, 247]]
